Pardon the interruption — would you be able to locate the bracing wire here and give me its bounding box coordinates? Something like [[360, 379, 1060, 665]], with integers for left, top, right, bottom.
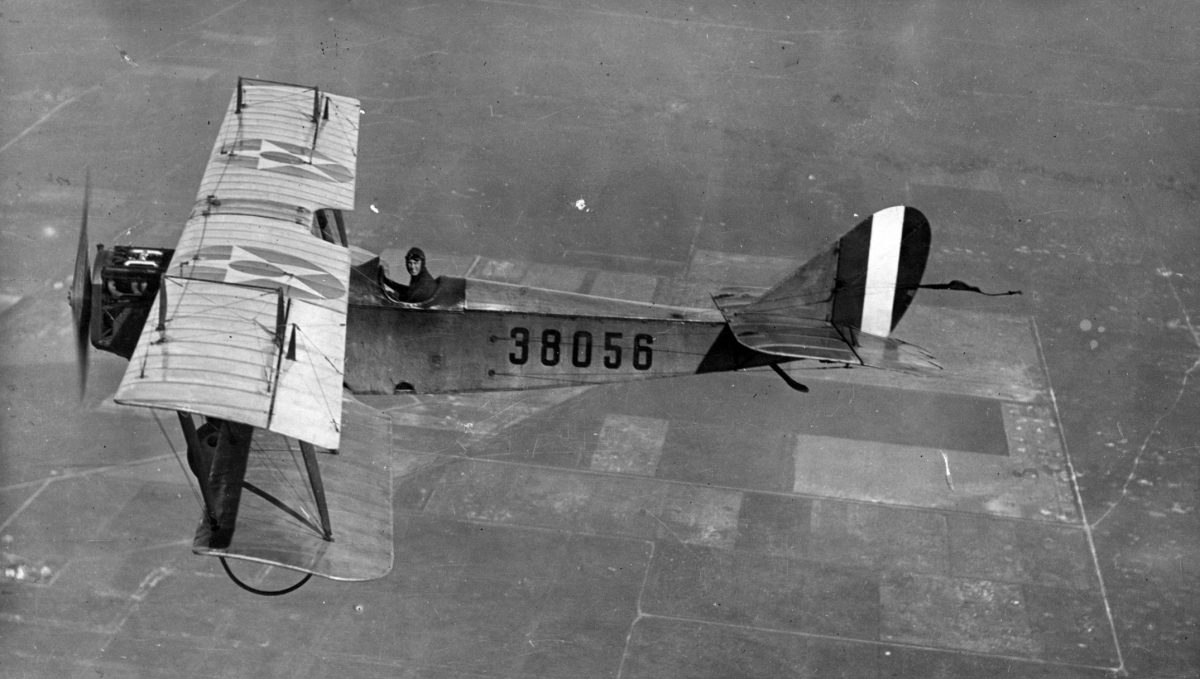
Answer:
[[151, 410, 205, 511], [153, 411, 316, 595], [247, 436, 320, 529]]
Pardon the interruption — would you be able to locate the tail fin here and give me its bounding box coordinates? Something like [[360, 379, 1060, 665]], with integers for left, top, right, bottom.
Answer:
[[712, 206, 938, 371], [740, 205, 930, 336]]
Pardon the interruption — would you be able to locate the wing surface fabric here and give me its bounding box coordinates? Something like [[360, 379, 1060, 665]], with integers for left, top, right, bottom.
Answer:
[[115, 81, 361, 449]]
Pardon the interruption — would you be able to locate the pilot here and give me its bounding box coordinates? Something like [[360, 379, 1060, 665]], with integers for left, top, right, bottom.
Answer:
[[382, 247, 438, 303]]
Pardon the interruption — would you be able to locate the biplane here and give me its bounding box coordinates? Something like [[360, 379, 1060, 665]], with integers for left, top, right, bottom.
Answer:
[[68, 78, 974, 594]]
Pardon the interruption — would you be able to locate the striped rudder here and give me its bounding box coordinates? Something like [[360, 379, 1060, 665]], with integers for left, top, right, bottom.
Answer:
[[830, 206, 930, 337]]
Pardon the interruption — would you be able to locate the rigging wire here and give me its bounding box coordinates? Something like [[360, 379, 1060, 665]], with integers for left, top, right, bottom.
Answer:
[[153, 411, 314, 595], [245, 435, 320, 529], [151, 410, 205, 511]]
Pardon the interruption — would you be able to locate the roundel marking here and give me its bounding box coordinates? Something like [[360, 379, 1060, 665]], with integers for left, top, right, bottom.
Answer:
[[189, 244, 346, 301], [219, 139, 353, 183]]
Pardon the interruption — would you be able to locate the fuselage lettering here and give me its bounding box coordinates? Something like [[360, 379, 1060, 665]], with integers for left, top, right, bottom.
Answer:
[[507, 326, 652, 370], [509, 327, 529, 365], [571, 330, 592, 367], [633, 333, 653, 371], [541, 329, 561, 366]]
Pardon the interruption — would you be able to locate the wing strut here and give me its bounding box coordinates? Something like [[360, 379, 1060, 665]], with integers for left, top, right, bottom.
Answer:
[[299, 440, 334, 541], [177, 412, 216, 525], [183, 415, 253, 550], [332, 209, 349, 247]]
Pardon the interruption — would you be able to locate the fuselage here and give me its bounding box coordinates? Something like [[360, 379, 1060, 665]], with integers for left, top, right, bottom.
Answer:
[[343, 258, 777, 394]]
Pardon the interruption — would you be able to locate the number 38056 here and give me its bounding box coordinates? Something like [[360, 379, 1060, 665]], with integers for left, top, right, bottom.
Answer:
[[508, 328, 652, 370]]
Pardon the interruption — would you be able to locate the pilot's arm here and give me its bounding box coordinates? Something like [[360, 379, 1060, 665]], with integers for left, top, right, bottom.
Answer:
[[378, 260, 409, 298]]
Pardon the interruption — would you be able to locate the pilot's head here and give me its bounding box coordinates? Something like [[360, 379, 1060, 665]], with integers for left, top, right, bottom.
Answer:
[[405, 247, 425, 276]]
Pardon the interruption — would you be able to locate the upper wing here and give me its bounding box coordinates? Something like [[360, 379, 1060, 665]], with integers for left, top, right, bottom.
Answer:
[[115, 80, 361, 449]]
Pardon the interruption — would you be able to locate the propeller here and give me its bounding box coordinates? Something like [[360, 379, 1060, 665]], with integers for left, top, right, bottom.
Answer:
[[68, 169, 93, 399]]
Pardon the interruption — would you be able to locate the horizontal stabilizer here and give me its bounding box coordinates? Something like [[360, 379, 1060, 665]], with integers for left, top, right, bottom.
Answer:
[[194, 392, 393, 581], [725, 310, 940, 372]]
